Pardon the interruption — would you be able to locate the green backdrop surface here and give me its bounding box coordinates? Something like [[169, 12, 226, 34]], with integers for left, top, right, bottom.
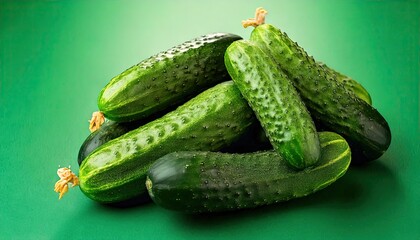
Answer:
[[0, 0, 419, 239]]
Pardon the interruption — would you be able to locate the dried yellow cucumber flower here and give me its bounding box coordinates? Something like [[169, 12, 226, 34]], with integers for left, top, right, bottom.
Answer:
[[242, 7, 268, 28], [89, 111, 105, 132], [54, 167, 79, 199]]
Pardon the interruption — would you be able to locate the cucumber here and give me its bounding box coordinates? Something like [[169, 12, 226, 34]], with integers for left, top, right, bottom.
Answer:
[[146, 131, 351, 213], [317, 61, 372, 105], [250, 24, 391, 163], [98, 33, 242, 122], [79, 81, 255, 203], [77, 118, 268, 167], [225, 40, 320, 169]]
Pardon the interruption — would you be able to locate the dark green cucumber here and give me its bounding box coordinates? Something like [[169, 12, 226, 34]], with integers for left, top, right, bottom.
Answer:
[[225, 40, 320, 169], [317, 61, 372, 105], [98, 33, 242, 122], [250, 24, 391, 163], [79, 81, 255, 203], [146, 131, 351, 213]]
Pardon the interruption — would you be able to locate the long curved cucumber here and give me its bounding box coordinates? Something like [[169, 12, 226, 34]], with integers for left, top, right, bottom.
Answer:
[[98, 33, 242, 122], [79, 81, 255, 203], [225, 40, 320, 169], [250, 24, 391, 163], [146, 131, 351, 213], [317, 61, 372, 105]]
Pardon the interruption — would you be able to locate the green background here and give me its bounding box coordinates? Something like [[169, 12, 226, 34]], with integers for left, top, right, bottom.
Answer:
[[1, 0, 419, 239]]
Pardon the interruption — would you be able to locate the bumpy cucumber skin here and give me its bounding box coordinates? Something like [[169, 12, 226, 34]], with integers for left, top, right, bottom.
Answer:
[[225, 40, 320, 169], [317, 61, 372, 105], [98, 33, 242, 122], [78, 105, 178, 166], [250, 24, 391, 163], [146, 132, 351, 213], [77, 120, 141, 165], [79, 81, 255, 203]]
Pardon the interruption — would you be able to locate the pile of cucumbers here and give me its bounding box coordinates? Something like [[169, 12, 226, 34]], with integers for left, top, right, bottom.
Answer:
[[76, 12, 391, 213]]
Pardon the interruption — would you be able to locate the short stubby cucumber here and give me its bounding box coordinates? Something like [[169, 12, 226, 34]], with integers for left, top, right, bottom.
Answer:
[[250, 24, 391, 163], [317, 61, 372, 105], [225, 40, 320, 169], [98, 33, 242, 122], [79, 81, 255, 203], [146, 131, 351, 213]]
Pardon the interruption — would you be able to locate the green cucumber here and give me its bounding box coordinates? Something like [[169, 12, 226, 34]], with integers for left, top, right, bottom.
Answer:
[[317, 61, 372, 105], [146, 131, 351, 213], [250, 24, 391, 163], [77, 118, 267, 167], [225, 40, 320, 169], [79, 81, 255, 203], [98, 33, 242, 122]]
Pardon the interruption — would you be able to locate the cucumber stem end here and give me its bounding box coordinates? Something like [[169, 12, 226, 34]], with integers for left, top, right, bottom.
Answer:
[[54, 166, 79, 199], [89, 111, 105, 132], [242, 7, 268, 28], [145, 177, 154, 198]]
